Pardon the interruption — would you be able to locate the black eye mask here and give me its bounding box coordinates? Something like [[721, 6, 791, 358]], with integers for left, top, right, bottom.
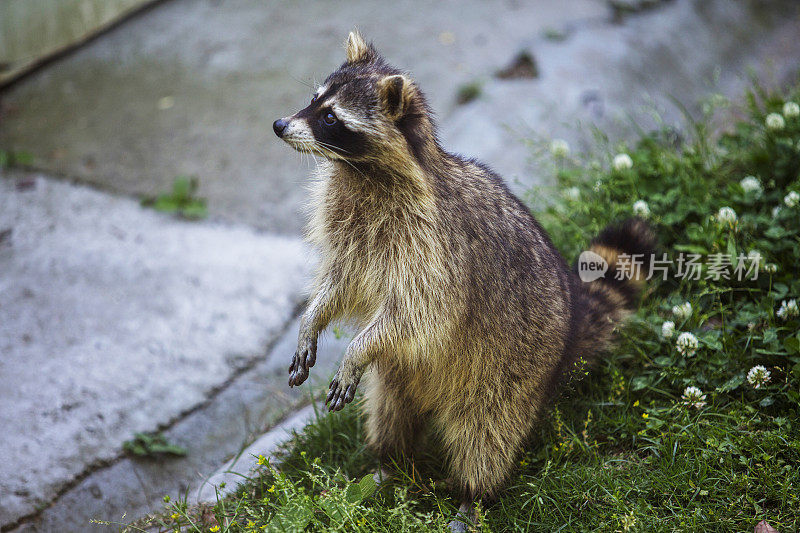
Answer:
[[309, 112, 368, 158]]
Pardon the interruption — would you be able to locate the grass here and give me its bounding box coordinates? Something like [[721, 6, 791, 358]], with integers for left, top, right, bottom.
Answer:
[[455, 81, 483, 105], [141, 176, 208, 220], [122, 432, 187, 458], [131, 82, 800, 532], [0, 148, 34, 168], [541, 27, 568, 42]]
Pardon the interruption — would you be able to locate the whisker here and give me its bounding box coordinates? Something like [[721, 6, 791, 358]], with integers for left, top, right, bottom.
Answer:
[[309, 147, 328, 166], [290, 140, 366, 180], [292, 75, 314, 89], [322, 147, 368, 180], [313, 140, 351, 155]]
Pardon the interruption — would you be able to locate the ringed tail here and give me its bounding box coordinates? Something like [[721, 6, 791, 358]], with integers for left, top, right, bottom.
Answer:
[[575, 217, 657, 358]]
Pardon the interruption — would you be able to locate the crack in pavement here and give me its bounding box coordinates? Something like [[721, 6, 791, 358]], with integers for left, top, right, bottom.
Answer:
[[1, 302, 304, 532]]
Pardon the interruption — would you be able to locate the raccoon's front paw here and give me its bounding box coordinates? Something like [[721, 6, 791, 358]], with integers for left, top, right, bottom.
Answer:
[[288, 335, 317, 387], [326, 365, 362, 412]]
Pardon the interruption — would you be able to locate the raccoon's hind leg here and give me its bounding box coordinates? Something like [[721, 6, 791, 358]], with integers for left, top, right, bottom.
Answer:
[[362, 367, 428, 464], [438, 392, 533, 529], [448, 500, 476, 533]]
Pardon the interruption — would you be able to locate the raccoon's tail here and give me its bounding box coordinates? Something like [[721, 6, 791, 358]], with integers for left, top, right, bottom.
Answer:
[[573, 217, 657, 360]]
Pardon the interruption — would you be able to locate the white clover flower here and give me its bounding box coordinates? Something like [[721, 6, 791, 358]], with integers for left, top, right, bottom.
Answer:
[[672, 301, 693, 320], [776, 299, 798, 321], [661, 320, 675, 339], [550, 139, 570, 158], [593, 179, 603, 192], [715, 206, 737, 227], [772, 205, 782, 218], [682, 385, 707, 409], [746, 365, 771, 389], [632, 200, 650, 218], [764, 263, 778, 274], [620, 511, 636, 531], [766, 112, 785, 130], [676, 332, 699, 357], [613, 153, 633, 171], [784, 190, 799, 208], [563, 186, 580, 201], [783, 101, 800, 119], [739, 176, 762, 195]]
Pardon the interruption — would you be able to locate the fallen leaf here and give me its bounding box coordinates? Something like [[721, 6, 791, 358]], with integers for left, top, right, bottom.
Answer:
[[755, 520, 779, 533]]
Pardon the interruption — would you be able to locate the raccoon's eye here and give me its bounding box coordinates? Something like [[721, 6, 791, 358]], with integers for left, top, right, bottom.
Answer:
[[323, 112, 337, 126], [310, 95, 318, 104]]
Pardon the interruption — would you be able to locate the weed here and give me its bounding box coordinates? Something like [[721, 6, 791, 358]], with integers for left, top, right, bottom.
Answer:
[[141, 176, 208, 220], [542, 27, 568, 42], [123, 433, 188, 458], [455, 81, 482, 105], [0, 149, 34, 168]]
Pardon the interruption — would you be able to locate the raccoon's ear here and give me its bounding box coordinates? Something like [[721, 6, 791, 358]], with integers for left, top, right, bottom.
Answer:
[[377, 74, 413, 119], [345, 31, 377, 64]]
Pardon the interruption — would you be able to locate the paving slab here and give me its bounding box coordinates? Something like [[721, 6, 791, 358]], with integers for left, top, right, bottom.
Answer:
[[0, 170, 314, 529], [7, 316, 350, 533]]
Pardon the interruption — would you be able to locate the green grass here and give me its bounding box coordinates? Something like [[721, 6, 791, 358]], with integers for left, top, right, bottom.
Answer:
[[137, 82, 800, 532], [455, 81, 483, 105], [122, 432, 187, 458], [141, 176, 208, 220], [0, 148, 34, 168]]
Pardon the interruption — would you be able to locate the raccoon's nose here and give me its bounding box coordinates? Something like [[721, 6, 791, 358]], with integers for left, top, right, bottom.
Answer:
[[273, 118, 288, 137]]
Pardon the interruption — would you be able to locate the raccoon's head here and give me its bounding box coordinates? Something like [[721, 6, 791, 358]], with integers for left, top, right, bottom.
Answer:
[[274, 32, 435, 167]]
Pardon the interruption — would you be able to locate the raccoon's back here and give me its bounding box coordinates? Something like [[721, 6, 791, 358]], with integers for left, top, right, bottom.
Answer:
[[433, 157, 574, 361]]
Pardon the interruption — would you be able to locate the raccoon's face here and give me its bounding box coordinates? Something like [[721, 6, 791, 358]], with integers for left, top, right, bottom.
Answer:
[[274, 32, 425, 164], [272, 77, 374, 160]]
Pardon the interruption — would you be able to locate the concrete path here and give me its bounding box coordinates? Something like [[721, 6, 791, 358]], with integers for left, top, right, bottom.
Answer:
[[0, 171, 315, 529], [0, 0, 607, 235], [440, 0, 800, 191], [1, 0, 800, 531], [2, 293, 348, 532]]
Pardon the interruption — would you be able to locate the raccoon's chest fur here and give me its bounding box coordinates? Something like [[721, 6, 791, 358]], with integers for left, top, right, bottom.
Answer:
[[309, 169, 450, 341]]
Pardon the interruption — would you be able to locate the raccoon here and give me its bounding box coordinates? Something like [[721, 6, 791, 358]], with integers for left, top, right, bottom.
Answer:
[[274, 32, 655, 528]]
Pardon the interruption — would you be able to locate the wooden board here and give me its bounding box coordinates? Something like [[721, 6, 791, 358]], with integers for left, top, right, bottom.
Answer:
[[0, 0, 158, 86]]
